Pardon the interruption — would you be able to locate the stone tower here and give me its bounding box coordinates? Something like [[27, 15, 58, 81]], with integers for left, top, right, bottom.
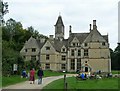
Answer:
[[54, 15, 64, 40]]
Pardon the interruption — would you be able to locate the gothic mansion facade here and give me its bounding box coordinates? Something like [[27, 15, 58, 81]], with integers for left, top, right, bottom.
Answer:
[[20, 16, 111, 72]]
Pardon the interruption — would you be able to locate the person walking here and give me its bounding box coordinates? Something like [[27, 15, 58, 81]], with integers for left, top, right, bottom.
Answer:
[[37, 67, 44, 84], [29, 68, 35, 84]]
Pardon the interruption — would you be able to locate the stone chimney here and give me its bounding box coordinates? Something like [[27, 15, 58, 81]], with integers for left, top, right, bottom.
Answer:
[[49, 35, 54, 43], [40, 38, 45, 43], [89, 24, 92, 31], [49, 35, 54, 40], [69, 25, 72, 37], [93, 20, 97, 29]]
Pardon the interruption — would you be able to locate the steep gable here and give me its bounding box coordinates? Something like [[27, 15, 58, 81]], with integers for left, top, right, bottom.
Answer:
[[24, 36, 39, 48], [68, 33, 89, 44], [83, 29, 107, 43], [41, 40, 56, 54], [20, 36, 40, 53], [71, 36, 79, 43]]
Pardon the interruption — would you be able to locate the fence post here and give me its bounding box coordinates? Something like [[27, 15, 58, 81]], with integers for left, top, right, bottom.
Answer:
[[64, 74, 67, 90]]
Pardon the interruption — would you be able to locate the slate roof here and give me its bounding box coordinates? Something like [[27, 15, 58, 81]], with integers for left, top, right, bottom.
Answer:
[[37, 30, 109, 52], [68, 33, 89, 44], [23, 29, 109, 53], [83, 29, 107, 43], [49, 39, 68, 52], [54, 15, 64, 26]]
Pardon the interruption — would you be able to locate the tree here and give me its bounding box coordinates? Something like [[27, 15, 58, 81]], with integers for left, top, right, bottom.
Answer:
[[113, 43, 120, 70], [0, 0, 8, 26], [6, 18, 16, 42]]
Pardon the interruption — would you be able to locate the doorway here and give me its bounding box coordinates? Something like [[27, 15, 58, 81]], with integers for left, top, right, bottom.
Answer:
[[85, 67, 88, 72]]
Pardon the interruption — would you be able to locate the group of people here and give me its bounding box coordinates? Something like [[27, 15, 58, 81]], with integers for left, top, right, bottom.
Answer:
[[77, 73, 88, 80], [21, 67, 44, 84]]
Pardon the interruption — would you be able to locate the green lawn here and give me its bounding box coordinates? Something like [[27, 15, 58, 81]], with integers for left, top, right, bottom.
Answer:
[[111, 70, 120, 74], [2, 75, 28, 87], [0, 76, 2, 88], [2, 70, 64, 87], [42, 77, 119, 90]]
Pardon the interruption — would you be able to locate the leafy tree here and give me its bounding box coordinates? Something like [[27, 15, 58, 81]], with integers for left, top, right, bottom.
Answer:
[[2, 41, 24, 76], [113, 43, 120, 70], [0, 1, 8, 26]]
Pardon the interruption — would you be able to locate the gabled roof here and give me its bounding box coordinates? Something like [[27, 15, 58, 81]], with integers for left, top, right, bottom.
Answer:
[[102, 35, 108, 42], [83, 29, 107, 43], [68, 33, 89, 44], [24, 36, 39, 48], [51, 39, 68, 52], [55, 15, 64, 26], [36, 39, 46, 49]]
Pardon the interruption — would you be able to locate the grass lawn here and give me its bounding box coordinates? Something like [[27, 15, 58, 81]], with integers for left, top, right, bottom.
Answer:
[[111, 70, 120, 74], [2, 75, 28, 87], [42, 77, 119, 90], [0, 76, 2, 88], [2, 70, 64, 87]]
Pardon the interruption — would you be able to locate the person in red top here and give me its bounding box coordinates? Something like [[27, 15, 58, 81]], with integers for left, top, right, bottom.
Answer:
[[29, 68, 35, 84]]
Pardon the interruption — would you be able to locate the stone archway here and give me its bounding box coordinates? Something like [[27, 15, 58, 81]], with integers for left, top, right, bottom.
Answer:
[[85, 67, 88, 72], [81, 63, 92, 72]]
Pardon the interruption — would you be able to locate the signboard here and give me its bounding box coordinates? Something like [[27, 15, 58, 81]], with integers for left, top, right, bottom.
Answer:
[[13, 64, 17, 71]]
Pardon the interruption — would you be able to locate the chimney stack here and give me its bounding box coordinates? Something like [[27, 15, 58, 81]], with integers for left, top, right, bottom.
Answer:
[[69, 25, 72, 37], [49, 35, 54, 40], [93, 20, 97, 29], [89, 24, 92, 31]]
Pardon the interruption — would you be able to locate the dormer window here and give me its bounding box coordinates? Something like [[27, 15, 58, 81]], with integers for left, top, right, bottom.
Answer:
[[25, 49, 27, 52], [46, 46, 50, 50], [77, 43, 79, 46], [32, 48, 36, 52], [84, 43, 88, 47], [73, 43, 75, 46], [102, 42, 105, 46], [78, 50, 81, 56], [71, 49, 74, 56], [62, 48, 65, 52]]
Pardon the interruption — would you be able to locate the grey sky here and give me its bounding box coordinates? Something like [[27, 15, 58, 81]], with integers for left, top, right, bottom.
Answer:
[[4, 0, 119, 50]]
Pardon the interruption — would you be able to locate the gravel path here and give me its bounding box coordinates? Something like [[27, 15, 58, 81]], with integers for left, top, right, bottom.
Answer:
[[2, 74, 76, 90]]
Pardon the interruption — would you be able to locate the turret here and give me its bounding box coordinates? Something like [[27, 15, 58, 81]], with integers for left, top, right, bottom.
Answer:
[[54, 15, 64, 40]]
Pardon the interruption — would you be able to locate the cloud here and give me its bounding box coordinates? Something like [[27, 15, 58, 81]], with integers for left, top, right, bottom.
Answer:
[[4, 0, 119, 49]]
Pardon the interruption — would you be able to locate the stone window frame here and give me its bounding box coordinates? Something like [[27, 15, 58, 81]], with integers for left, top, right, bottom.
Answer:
[[25, 49, 27, 52], [77, 58, 81, 70], [62, 48, 66, 52], [46, 46, 50, 50], [45, 63, 50, 69], [78, 49, 81, 56], [70, 59, 75, 70], [61, 64, 66, 70], [72, 43, 76, 46], [31, 55, 36, 60], [46, 54, 50, 60], [102, 42, 106, 46], [32, 48, 36, 52], [61, 55, 66, 60], [71, 49, 74, 56], [84, 43, 88, 47], [84, 49, 88, 57]]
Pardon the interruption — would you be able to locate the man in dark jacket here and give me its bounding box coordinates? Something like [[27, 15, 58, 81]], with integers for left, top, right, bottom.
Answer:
[[37, 67, 44, 84]]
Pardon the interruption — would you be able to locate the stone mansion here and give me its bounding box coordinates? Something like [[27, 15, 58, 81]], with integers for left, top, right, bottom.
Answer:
[[20, 15, 111, 72]]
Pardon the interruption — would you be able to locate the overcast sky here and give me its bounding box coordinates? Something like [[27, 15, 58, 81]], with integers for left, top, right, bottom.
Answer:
[[4, 0, 119, 50]]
